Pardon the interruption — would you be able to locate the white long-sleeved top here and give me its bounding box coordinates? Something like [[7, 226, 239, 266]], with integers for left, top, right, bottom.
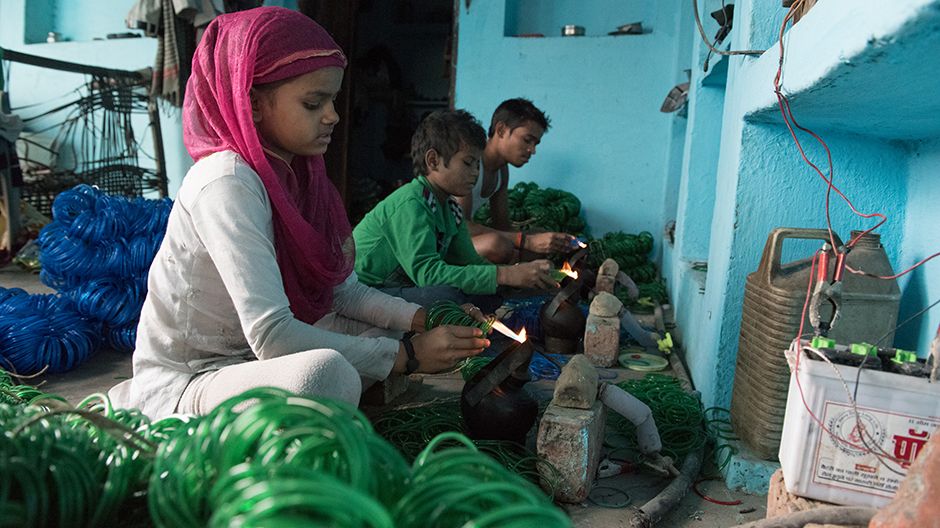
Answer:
[[127, 150, 420, 419]]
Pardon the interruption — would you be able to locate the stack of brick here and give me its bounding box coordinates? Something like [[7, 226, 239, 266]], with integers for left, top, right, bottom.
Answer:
[[583, 292, 622, 368], [537, 355, 606, 503]]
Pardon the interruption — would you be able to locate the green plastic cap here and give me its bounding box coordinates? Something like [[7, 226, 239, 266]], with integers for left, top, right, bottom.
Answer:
[[811, 336, 836, 349], [850, 343, 878, 356], [891, 350, 917, 364]]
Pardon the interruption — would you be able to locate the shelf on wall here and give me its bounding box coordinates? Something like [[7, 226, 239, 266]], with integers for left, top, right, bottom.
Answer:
[[741, 0, 940, 141]]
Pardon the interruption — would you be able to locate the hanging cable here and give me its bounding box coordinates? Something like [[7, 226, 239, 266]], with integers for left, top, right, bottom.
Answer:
[[692, 0, 764, 57]]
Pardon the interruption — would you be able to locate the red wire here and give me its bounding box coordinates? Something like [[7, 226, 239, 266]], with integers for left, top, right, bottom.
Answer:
[[774, 7, 886, 250], [774, 1, 936, 279], [693, 478, 743, 506], [848, 252, 940, 280], [793, 253, 906, 467]]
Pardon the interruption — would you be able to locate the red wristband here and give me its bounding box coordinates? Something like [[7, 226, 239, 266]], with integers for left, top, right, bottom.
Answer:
[[515, 232, 523, 249]]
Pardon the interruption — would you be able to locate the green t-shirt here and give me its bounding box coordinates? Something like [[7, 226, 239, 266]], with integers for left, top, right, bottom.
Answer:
[[353, 176, 498, 294]]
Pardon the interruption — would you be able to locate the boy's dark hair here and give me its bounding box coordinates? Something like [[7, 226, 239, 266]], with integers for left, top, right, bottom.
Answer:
[[411, 109, 486, 176], [488, 98, 550, 138]]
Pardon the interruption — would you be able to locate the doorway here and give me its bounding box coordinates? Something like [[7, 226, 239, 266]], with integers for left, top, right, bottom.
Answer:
[[300, 0, 458, 224]]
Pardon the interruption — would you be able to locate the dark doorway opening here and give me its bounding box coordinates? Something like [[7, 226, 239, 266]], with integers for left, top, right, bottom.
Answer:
[[300, 0, 457, 224]]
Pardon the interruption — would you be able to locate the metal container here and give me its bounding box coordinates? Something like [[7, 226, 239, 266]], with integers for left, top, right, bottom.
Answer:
[[561, 25, 585, 37], [730, 228, 901, 460]]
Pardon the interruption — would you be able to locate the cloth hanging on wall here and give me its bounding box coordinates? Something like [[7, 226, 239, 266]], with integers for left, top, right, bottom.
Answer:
[[127, 0, 223, 106]]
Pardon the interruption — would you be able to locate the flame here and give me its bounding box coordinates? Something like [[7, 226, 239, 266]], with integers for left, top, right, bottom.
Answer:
[[560, 261, 579, 280], [490, 320, 527, 342]]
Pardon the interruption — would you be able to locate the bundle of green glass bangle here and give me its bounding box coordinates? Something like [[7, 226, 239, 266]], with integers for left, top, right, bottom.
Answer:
[[425, 301, 495, 334]]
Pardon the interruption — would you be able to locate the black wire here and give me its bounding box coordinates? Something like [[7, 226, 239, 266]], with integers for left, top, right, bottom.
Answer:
[[852, 296, 940, 401], [875, 297, 940, 348], [838, 297, 940, 476]]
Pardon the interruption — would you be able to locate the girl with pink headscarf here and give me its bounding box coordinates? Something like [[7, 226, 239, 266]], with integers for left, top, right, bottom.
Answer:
[[117, 7, 488, 419]]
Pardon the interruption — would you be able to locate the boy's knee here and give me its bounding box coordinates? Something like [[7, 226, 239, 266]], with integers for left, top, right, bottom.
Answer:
[[473, 233, 514, 264], [421, 285, 467, 305]]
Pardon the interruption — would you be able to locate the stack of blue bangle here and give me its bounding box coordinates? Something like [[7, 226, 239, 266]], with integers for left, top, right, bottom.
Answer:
[[0, 287, 99, 374], [39, 185, 172, 355], [0, 185, 173, 374]]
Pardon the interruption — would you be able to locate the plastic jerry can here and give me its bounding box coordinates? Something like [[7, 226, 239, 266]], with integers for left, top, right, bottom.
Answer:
[[730, 228, 900, 460]]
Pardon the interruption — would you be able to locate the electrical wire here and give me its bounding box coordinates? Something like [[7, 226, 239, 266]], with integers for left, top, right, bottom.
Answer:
[[774, 0, 889, 255], [693, 478, 743, 506], [692, 0, 764, 57], [789, 254, 908, 475], [873, 298, 940, 349], [847, 251, 940, 281], [776, 1, 939, 478]]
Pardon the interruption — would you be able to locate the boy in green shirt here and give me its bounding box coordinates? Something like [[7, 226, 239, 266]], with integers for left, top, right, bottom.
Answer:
[[353, 110, 556, 309]]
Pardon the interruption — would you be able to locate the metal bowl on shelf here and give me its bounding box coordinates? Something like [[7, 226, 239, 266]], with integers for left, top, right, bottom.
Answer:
[[561, 25, 585, 37]]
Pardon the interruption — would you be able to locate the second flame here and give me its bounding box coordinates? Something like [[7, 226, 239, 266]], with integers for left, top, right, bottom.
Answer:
[[491, 320, 527, 343]]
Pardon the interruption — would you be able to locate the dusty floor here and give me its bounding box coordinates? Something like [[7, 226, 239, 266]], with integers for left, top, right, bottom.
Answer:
[[2, 263, 768, 527]]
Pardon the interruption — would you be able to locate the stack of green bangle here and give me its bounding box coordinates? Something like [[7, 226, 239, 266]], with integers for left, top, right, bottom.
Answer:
[[393, 432, 570, 527]]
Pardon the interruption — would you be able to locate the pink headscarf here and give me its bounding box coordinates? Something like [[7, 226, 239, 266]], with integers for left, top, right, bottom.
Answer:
[[183, 7, 352, 324]]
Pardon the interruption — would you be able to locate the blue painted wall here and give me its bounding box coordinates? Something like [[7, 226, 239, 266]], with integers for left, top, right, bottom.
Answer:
[[504, 0, 655, 37], [41, 0, 142, 42], [898, 138, 940, 353], [669, 0, 940, 410], [454, 0, 692, 245]]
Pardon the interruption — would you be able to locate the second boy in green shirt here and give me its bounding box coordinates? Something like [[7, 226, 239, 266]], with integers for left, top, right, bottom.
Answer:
[[353, 110, 556, 309]]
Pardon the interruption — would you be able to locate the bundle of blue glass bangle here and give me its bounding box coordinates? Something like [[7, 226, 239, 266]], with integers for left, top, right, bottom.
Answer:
[[0, 185, 172, 374]]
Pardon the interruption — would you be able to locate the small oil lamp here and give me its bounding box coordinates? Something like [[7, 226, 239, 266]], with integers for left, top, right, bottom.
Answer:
[[460, 326, 538, 445], [539, 276, 587, 355]]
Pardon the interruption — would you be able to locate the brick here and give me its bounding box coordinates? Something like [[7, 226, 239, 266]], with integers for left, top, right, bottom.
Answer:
[[584, 313, 620, 367], [598, 258, 619, 277], [552, 354, 599, 409], [589, 292, 622, 317], [595, 259, 619, 295], [360, 372, 414, 406], [869, 430, 940, 528], [537, 400, 607, 503], [594, 275, 616, 294], [767, 469, 835, 519]]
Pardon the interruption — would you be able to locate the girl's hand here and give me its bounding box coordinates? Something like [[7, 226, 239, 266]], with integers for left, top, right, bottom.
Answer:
[[460, 303, 490, 324], [410, 308, 427, 333], [525, 232, 576, 254], [396, 325, 489, 374]]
